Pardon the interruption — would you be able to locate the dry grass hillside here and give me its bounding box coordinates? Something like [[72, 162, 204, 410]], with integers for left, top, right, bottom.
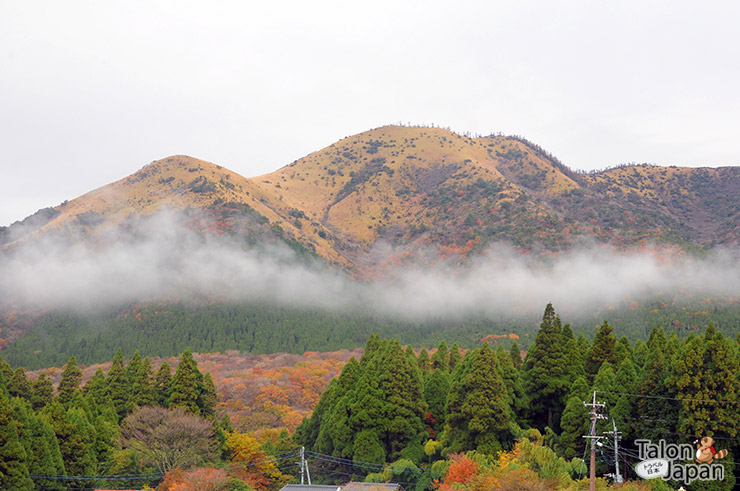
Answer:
[[3, 125, 740, 275]]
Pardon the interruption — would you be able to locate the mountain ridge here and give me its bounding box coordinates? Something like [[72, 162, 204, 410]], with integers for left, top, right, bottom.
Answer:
[[3, 125, 740, 274]]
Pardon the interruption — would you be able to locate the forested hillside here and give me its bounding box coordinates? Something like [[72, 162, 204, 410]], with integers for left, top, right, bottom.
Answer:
[[5, 295, 740, 369], [1, 303, 738, 489]]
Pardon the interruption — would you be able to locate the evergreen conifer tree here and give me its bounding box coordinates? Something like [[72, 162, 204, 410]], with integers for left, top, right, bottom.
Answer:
[[523, 303, 568, 430], [7, 368, 31, 402], [30, 372, 54, 410], [57, 356, 82, 406], [423, 368, 450, 438], [446, 343, 514, 454], [431, 342, 450, 371], [448, 343, 462, 371], [107, 348, 132, 420], [584, 320, 617, 380], [168, 349, 204, 415], [0, 391, 32, 491], [558, 376, 589, 459], [155, 361, 173, 407]]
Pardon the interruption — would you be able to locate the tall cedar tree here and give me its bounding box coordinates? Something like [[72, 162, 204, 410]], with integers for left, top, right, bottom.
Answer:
[[674, 324, 740, 438], [30, 372, 54, 410], [423, 367, 451, 438], [127, 351, 157, 408], [107, 348, 132, 420], [0, 391, 33, 491], [56, 355, 82, 406], [432, 341, 450, 371], [584, 320, 617, 380], [10, 398, 65, 490], [635, 333, 678, 442], [523, 303, 568, 430], [7, 368, 31, 401], [295, 357, 359, 451], [558, 376, 589, 459], [168, 348, 205, 415], [446, 343, 514, 455], [155, 361, 173, 406], [376, 339, 426, 460]]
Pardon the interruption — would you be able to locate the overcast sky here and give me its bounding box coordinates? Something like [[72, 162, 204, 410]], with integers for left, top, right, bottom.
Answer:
[[2, 0, 740, 226]]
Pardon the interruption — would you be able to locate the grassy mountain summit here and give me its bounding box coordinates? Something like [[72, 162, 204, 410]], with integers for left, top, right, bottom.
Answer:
[[3, 125, 740, 365], [3, 125, 740, 273]]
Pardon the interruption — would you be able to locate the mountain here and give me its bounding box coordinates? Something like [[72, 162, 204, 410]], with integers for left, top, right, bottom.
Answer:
[[4, 124, 740, 366], [4, 125, 740, 275]]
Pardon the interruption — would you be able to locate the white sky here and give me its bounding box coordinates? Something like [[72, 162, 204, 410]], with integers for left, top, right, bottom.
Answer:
[[2, 0, 740, 226]]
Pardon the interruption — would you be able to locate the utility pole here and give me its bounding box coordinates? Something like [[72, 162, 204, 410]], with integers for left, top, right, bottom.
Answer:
[[604, 419, 623, 484], [297, 446, 311, 485], [583, 391, 607, 491]]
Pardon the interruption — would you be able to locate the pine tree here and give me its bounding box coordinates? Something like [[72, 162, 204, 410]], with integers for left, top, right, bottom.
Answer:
[[57, 356, 82, 406], [168, 349, 204, 415]]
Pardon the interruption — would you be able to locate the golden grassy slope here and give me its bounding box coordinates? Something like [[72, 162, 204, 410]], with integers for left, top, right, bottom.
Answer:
[[12, 125, 739, 274], [249, 126, 579, 251]]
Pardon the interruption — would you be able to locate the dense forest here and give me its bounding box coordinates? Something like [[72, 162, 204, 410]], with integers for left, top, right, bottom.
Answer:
[[293, 305, 740, 491], [4, 295, 740, 369], [1, 303, 738, 490]]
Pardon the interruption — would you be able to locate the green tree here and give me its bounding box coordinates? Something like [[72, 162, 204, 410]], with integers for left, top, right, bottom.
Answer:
[[673, 324, 740, 439], [107, 348, 132, 420], [7, 368, 31, 402], [423, 368, 450, 438], [584, 320, 617, 380], [43, 400, 98, 487], [199, 372, 217, 418], [30, 373, 54, 410], [558, 376, 589, 459], [168, 349, 204, 415], [10, 398, 64, 490], [154, 361, 173, 407], [523, 303, 568, 430], [446, 343, 515, 454], [127, 351, 157, 409], [448, 343, 462, 371], [0, 391, 33, 490], [57, 355, 82, 406], [432, 341, 450, 371], [509, 341, 523, 370]]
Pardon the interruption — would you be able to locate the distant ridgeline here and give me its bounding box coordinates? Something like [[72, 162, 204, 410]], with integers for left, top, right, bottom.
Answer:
[[3, 296, 740, 369]]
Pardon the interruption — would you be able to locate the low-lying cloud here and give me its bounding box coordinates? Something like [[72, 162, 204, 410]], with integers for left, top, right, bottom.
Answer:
[[2, 211, 740, 322]]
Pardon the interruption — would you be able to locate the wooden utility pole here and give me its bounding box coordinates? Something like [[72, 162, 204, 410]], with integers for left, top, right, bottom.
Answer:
[[583, 391, 607, 491]]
